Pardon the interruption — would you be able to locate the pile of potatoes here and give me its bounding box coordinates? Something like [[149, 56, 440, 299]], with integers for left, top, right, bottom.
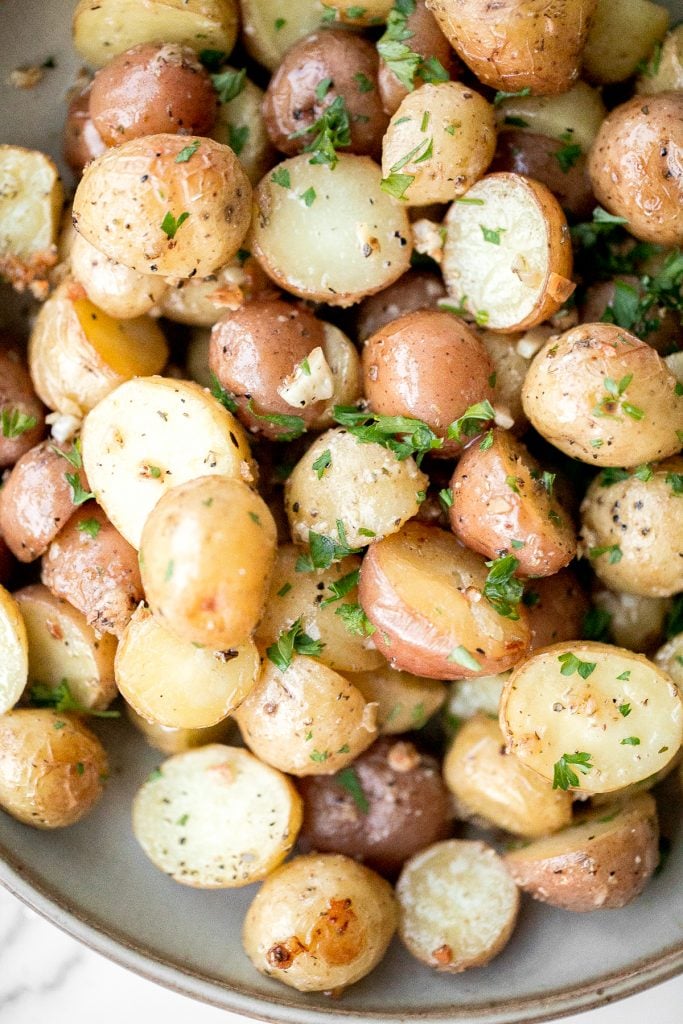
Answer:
[[0, 0, 682, 997]]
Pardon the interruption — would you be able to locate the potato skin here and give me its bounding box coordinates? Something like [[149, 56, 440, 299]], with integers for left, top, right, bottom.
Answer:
[[363, 310, 495, 456], [89, 43, 217, 146], [41, 502, 143, 637], [0, 709, 108, 828], [298, 738, 453, 876], [355, 271, 446, 342], [579, 458, 683, 598], [378, 0, 456, 115], [139, 476, 277, 648], [263, 31, 388, 160], [588, 92, 683, 247], [524, 569, 589, 650], [0, 349, 45, 467], [0, 441, 87, 562], [72, 134, 252, 278], [449, 428, 576, 576], [63, 85, 107, 177], [491, 130, 594, 220], [209, 299, 330, 439], [521, 323, 683, 466], [425, 0, 597, 95], [505, 793, 659, 911]]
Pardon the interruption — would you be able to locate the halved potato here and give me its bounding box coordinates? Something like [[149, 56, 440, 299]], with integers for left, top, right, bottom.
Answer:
[[252, 155, 412, 307], [73, 0, 239, 67], [125, 702, 236, 754], [15, 584, 117, 711], [256, 547, 384, 674], [240, 0, 328, 71], [132, 744, 302, 887], [505, 793, 659, 911], [441, 173, 574, 332], [347, 666, 447, 733], [499, 642, 683, 794], [0, 146, 64, 296], [115, 604, 260, 729], [592, 589, 670, 654], [637, 25, 683, 93], [81, 376, 254, 549], [443, 715, 573, 837], [582, 0, 669, 83], [358, 522, 531, 680], [234, 654, 378, 776], [211, 67, 275, 186], [396, 839, 519, 972], [654, 632, 683, 692], [495, 82, 607, 153], [158, 253, 274, 328], [29, 281, 168, 418], [0, 585, 29, 715]]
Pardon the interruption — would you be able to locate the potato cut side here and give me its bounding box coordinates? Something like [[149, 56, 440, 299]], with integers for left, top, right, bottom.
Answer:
[[240, 0, 329, 71], [132, 744, 302, 887], [0, 585, 29, 715], [252, 155, 412, 306], [583, 0, 670, 83], [442, 173, 574, 332], [116, 605, 260, 729], [211, 68, 273, 187], [495, 83, 607, 153], [500, 642, 683, 794], [73, 0, 239, 67], [15, 585, 117, 712], [348, 666, 447, 734], [0, 146, 64, 295], [505, 793, 659, 911], [396, 839, 519, 972], [81, 376, 254, 549]]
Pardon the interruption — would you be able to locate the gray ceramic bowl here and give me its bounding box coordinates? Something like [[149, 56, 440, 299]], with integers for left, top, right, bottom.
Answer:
[[1, 2, 682, 1020]]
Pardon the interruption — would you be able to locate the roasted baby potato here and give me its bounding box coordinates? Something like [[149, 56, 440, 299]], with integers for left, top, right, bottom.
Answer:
[[396, 839, 519, 972], [263, 31, 388, 160], [491, 131, 594, 221], [234, 654, 378, 776], [580, 458, 683, 598], [479, 330, 535, 435], [441, 173, 574, 332], [583, 0, 669, 83], [133, 744, 302, 886], [355, 270, 446, 342], [637, 25, 683, 93], [29, 281, 168, 417], [0, 349, 45, 468], [81, 376, 254, 549], [125, 702, 235, 754], [524, 570, 589, 650], [299, 738, 453, 876], [521, 323, 683, 467], [0, 584, 28, 715], [70, 233, 169, 320], [159, 253, 275, 328], [15, 584, 117, 711], [243, 852, 398, 992], [358, 521, 531, 679], [72, 134, 252, 278], [425, 0, 596, 94], [63, 84, 107, 177], [0, 440, 88, 562], [443, 715, 573, 837], [381, 82, 496, 205], [499, 642, 683, 794], [505, 793, 660, 911], [252, 154, 412, 306], [210, 66, 275, 186], [72, 0, 239, 67], [0, 709, 107, 828], [591, 589, 670, 653], [494, 82, 607, 155], [88, 43, 217, 145], [654, 631, 683, 691], [348, 665, 448, 733], [378, 0, 456, 115], [41, 502, 143, 638], [449, 428, 576, 576], [588, 92, 683, 247], [0, 146, 64, 296], [139, 476, 277, 648], [362, 310, 495, 456], [239, 0, 329, 71], [285, 428, 427, 550], [255, 547, 384, 674], [115, 604, 260, 728]]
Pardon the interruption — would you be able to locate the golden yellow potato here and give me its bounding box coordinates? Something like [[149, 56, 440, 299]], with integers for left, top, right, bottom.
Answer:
[[348, 665, 447, 734], [0, 146, 63, 297], [125, 702, 235, 754], [0, 584, 29, 715], [70, 233, 168, 320], [583, 0, 669, 83]]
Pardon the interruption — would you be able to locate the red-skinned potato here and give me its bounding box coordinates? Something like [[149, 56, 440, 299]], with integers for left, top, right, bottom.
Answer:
[[263, 31, 388, 161], [425, 0, 597, 95], [89, 43, 217, 146], [491, 130, 594, 220], [355, 270, 446, 342], [378, 0, 457, 115], [580, 278, 680, 355], [588, 92, 683, 247], [449, 428, 576, 576], [63, 85, 107, 177], [41, 502, 143, 637], [0, 537, 14, 587], [363, 310, 495, 456], [0, 440, 88, 562], [0, 348, 45, 467], [524, 570, 589, 650], [298, 738, 453, 876], [358, 521, 531, 680]]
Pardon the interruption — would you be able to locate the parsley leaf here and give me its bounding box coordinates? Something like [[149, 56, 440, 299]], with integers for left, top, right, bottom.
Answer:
[[1, 408, 37, 438], [447, 646, 482, 671], [618, 703, 632, 717], [160, 211, 189, 240], [666, 472, 683, 495], [77, 518, 101, 538], [288, 95, 351, 168], [271, 167, 291, 188], [66, 473, 94, 506], [446, 400, 495, 444], [588, 544, 623, 564], [175, 139, 200, 163], [335, 602, 376, 637], [29, 680, 120, 718], [555, 134, 582, 173], [336, 766, 369, 812], [480, 225, 505, 245], [483, 555, 523, 620], [266, 617, 325, 672], [558, 652, 596, 679], [493, 87, 531, 106], [312, 448, 332, 479], [620, 736, 640, 745], [322, 568, 360, 605], [582, 606, 612, 642], [247, 399, 305, 441], [227, 124, 249, 155], [209, 372, 238, 413], [295, 521, 362, 572], [199, 49, 227, 72], [333, 405, 443, 464], [300, 186, 317, 207], [552, 751, 593, 790], [211, 67, 246, 103]]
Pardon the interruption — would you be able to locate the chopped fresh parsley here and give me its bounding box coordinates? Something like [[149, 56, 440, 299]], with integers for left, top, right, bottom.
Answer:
[[438, 487, 453, 509], [552, 751, 593, 790], [322, 568, 360, 606], [199, 49, 227, 72], [480, 225, 505, 245], [209, 372, 238, 413], [227, 124, 249, 155], [315, 77, 333, 101], [588, 544, 623, 564], [336, 766, 369, 812], [354, 72, 374, 92], [493, 87, 531, 106], [160, 211, 189, 240], [76, 518, 101, 538], [312, 448, 332, 479], [618, 703, 632, 717], [558, 652, 596, 679], [333, 406, 442, 464], [1, 408, 37, 438], [335, 602, 376, 637], [582, 606, 612, 642], [247, 400, 305, 441], [555, 131, 582, 173], [266, 617, 325, 672], [446, 400, 495, 444], [300, 186, 316, 207], [175, 139, 200, 163], [447, 646, 482, 671], [483, 555, 523, 620], [295, 521, 361, 572], [66, 472, 94, 506], [288, 95, 351, 168], [666, 472, 683, 495], [310, 749, 330, 763], [29, 680, 120, 718], [620, 736, 640, 745], [380, 172, 414, 200], [52, 438, 82, 469], [271, 167, 291, 188]]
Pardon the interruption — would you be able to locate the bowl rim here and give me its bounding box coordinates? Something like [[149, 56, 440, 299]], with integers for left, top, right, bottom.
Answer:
[[1, 840, 682, 1024]]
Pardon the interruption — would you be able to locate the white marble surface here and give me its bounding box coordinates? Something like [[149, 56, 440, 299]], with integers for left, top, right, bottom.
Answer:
[[0, 886, 681, 1024]]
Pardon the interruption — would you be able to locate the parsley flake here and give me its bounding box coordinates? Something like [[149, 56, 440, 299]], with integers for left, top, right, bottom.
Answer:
[[266, 617, 325, 672], [552, 751, 593, 790], [558, 652, 596, 679], [160, 211, 189, 240], [1, 408, 37, 438]]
